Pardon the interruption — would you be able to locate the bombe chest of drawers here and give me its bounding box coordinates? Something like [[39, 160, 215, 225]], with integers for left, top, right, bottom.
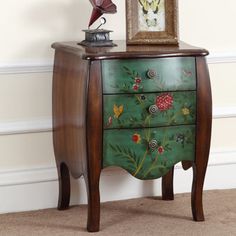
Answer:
[[52, 41, 212, 232]]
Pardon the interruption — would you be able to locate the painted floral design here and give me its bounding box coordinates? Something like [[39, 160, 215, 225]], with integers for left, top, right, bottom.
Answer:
[[104, 126, 195, 180], [135, 77, 142, 84], [156, 93, 173, 111], [182, 107, 190, 116], [132, 133, 141, 144], [102, 58, 196, 94], [157, 146, 164, 154], [132, 84, 140, 91], [103, 91, 195, 129]]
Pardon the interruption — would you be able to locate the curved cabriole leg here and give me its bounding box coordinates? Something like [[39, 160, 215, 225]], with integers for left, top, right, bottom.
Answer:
[[191, 56, 212, 221], [57, 162, 71, 210], [162, 166, 174, 200], [191, 163, 205, 221], [85, 60, 103, 232], [182, 161, 192, 170], [84, 174, 101, 232]]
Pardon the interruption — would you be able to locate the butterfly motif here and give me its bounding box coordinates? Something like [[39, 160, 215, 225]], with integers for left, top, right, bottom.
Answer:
[[146, 19, 157, 27], [182, 69, 193, 77], [89, 0, 117, 27], [113, 104, 123, 118], [138, 0, 161, 15]]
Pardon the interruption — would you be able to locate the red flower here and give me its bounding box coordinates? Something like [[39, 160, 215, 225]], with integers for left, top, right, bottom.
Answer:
[[132, 84, 139, 91], [134, 77, 142, 84], [132, 133, 141, 144], [158, 146, 164, 154], [108, 116, 112, 125], [156, 93, 173, 111]]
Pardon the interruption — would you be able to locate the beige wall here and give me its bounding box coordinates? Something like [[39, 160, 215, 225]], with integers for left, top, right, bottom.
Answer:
[[0, 0, 236, 170]]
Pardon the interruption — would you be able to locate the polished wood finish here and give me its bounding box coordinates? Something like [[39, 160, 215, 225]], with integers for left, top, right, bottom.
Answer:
[[52, 40, 208, 60], [52, 41, 212, 232], [52, 49, 88, 208], [192, 57, 212, 221], [84, 61, 103, 232], [182, 161, 193, 170], [162, 167, 174, 200]]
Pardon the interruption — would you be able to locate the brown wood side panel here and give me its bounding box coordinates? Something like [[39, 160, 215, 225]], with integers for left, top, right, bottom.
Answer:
[[191, 56, 212, 221], [52, 49, 88, 178]]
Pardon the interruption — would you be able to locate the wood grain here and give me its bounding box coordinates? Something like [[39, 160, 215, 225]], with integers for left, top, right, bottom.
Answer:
[[191, 56, 212, 221], [84, 60, 103, 232]]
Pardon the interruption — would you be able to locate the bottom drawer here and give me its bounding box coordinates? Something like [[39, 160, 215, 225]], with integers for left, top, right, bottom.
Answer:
[[103, 125, 195, 180]]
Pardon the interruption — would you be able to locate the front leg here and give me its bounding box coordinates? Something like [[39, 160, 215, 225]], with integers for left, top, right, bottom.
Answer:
[[191, 56, 212, 221], [85, 60, 103, 232], [84, 173, 101, 232]]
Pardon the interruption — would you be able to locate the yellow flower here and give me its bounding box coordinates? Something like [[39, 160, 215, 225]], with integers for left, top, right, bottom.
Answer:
[[113, 104, 124, 118], [182, 107, 190, 115]]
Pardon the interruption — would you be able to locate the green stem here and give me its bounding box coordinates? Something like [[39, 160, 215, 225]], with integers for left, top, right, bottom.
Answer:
[[142, 152, 159, 178], [133, 150, 148, 177]]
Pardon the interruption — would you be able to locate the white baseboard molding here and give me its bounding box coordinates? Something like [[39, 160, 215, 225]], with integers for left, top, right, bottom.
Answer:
[[0, 106, 235, 136], [0, 52, 236, 75], [0, 149, 235, 214]]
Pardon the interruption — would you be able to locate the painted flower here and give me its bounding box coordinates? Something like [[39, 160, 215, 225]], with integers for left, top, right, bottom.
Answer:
[[157, 146, 164, 154], [147, 69, 157, 79], [176, 134, 185, 144], [132, 84, 139, 91], [134, 77, 142, 84], [156, 93, 173, 111], [132, 133, 141, 144], [140, 94, 146, 100], [108, 116, 112, 125], [182, 107, 190, 115]]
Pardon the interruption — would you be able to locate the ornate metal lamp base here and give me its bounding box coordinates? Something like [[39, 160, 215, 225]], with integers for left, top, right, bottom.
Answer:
[[79, 29, 116, 47]]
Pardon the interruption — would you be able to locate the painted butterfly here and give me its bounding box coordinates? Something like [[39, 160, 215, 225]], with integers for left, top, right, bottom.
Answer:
[[89, 0, 117, 27]]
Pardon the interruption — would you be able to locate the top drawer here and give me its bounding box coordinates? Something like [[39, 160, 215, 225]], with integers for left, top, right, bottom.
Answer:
[[102, 57, 196, 94]]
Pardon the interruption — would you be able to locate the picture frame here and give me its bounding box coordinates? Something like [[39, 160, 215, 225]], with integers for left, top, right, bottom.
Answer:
[[126, 0, 178, 45]]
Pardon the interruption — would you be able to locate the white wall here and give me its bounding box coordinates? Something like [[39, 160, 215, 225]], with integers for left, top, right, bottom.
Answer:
[[0, 0, 236, 213]]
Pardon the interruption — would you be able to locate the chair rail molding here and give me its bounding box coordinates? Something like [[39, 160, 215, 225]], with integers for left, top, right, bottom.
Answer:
[[0, 51, 236, 75], [0, 106, 235, 136]]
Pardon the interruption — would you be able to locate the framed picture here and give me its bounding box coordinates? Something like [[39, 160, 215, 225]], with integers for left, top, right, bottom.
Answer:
[[126, 0, 178, 45]]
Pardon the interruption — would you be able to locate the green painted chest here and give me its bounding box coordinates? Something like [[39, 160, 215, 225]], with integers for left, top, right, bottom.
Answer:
[[52, 41, 212, 232], [102, 57, 197, 179]]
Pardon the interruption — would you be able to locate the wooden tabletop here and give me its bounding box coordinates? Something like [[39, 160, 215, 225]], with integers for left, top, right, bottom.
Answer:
[[52, 40, 209, 60]]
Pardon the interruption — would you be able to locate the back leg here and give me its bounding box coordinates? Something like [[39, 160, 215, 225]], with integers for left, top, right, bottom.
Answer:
[[162, 166, 174, 200], [57, 162, 71, 210]]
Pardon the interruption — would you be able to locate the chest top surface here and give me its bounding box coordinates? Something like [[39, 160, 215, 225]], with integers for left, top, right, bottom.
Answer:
[[52, 40, 209, 60]]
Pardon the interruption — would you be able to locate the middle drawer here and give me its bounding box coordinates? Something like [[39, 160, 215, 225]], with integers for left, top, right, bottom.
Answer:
[[103, 91, 196, 129]]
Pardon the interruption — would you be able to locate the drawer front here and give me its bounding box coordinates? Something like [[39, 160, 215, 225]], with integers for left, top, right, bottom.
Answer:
[[102, 57, 196, 94], [103, 91, 196, 129], [103, 125, 195, 180]]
